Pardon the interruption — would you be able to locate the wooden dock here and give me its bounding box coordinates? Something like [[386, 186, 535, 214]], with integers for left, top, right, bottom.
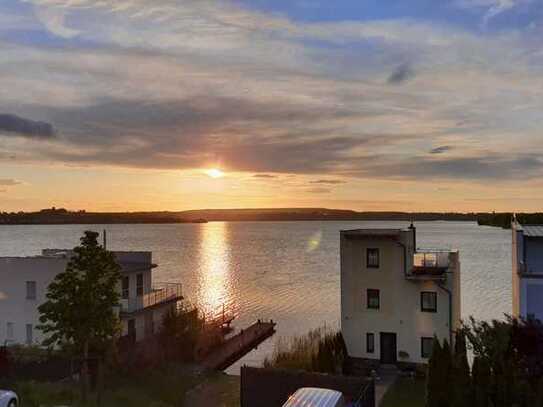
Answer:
[[201, 320, 276, 371]]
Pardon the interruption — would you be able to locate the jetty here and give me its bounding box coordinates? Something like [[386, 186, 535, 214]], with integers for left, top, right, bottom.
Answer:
[[202, 320, 276, 371]]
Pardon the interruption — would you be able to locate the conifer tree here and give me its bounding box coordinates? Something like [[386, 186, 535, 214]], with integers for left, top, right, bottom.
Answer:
[[452, 331, 471, 407], [440, 339, 453, 407], [426, 336, 443, 407], [472, 356, 491, 407]]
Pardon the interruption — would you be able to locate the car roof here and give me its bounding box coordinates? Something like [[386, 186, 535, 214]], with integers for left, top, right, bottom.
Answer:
[[283, 387, 343, 407]]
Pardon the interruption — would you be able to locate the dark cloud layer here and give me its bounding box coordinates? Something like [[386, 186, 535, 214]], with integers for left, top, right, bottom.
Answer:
[[309, 179, 345, 184], [430, 146, 453, 154], [253, 174, 277, 178], [387, 63, 414, 84], [358, 154, 543, 180], [0, 179, 22, 186], [0, 114, 55, 138]]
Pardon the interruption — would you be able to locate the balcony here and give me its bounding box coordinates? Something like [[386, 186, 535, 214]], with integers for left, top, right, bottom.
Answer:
[[407, 250, 450, 280], [120, 282, 182, 314]]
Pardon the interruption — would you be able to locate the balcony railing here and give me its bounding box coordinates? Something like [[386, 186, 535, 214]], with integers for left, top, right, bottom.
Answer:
[[409, 250, 450, 279], [120, 282, 182, 314]]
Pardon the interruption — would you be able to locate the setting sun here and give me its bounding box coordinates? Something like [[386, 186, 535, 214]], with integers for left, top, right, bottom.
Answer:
[[206, 168, 225, 179]]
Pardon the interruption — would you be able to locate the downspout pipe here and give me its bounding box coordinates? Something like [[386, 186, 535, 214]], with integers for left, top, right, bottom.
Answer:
[[396, 241, 407, 277], [438, 281, 453, 346]]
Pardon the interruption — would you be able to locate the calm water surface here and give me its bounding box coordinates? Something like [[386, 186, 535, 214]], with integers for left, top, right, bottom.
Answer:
[[0, 221, 511, 373]]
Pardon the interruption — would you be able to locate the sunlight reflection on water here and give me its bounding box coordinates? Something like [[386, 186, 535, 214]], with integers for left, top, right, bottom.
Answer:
[[197, 222, 235, 319]]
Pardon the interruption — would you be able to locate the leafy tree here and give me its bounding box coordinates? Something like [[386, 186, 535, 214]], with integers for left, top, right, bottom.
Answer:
[[38, 231, 121, 401], [159, 305, 204, 362]]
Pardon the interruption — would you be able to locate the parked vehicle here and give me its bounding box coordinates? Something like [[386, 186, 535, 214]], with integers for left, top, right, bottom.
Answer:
[[282, 387, 345, 407], [0, 390, 17, 407]]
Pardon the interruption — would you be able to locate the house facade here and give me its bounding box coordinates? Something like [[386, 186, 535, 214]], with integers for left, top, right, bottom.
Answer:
[[0, 249, 182, 346], [340, 225, 461, 366], [512, 222, 543, 321]]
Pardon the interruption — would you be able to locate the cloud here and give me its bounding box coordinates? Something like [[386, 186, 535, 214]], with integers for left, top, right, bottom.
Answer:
[[356, 154, 543, 181], [455, 0, 529, 25], [253, 174, 277, 178], [33, 4, 80, 38], [0, 114, 55, 139], [387, 63, 414, 84], [430, 146, 453, 154], [307, 187, 331, 194], [309, 179, 345, 184], [0, 179, 22, 186], [1, 0, 543, 187]]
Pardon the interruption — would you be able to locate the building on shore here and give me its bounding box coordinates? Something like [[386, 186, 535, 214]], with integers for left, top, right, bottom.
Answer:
[[340, 224, 461, 367], [512, 221, 543, 321], [0, 249, 182, 346]]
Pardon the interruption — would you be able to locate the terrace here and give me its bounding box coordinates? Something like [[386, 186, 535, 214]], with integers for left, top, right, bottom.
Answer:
[[407, 249, 451, 280], [120, 282, 183, 314]]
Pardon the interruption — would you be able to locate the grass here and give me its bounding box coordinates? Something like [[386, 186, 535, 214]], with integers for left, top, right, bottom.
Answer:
[[11, 365, 209, 407], [380, 377, 426, 407], [184, 373, 240, 407]]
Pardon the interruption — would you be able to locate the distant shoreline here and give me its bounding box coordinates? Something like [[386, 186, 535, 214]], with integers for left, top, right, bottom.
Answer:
[[2, 207, 536, 225]]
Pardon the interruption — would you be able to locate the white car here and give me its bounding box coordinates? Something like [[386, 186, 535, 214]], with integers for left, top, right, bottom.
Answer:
[[282, 387, 345, 407], [0, 390, 18, 407]]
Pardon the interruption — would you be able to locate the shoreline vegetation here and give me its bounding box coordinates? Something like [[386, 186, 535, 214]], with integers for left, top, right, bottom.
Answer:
[[2, 206, 537, 225], [477, 212, 543, 229]]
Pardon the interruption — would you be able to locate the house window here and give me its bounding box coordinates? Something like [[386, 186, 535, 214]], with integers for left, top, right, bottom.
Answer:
[[122, 276, 130, 299], [421, 292, 437, 313], [366, 333, 375, 353], [367, 289, 380, 310], [367, 249, 380, 268], [136, 274, 144, 297], [421, 337, 434, 359], [26, 281, 37, 300], [6, 322, 14, 340], [26, 324, 33, 345]]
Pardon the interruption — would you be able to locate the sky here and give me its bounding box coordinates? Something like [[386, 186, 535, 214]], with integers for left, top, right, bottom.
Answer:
[[1, 0, 543, 212]]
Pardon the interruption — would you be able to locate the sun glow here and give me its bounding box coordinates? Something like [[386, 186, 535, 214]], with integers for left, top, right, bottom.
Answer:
[[206, 168, 225, 178]]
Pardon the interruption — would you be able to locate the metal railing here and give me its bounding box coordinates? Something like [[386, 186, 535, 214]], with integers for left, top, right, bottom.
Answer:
[[120, 282, 182, 313], [413, 250, 450, 269]]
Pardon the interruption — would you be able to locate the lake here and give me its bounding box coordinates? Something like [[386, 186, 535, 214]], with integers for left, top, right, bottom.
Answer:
[[0, 221, 511, 373]]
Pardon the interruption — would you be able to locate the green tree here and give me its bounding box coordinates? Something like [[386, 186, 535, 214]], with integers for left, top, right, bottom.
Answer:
[[452, 330, 471, 407], [38, 231, 121, 401]]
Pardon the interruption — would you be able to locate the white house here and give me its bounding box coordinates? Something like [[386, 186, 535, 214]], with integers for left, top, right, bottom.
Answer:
[[512, 221, 543, 321], [340, 225, 461, 367], [0, 249, 182, 346]]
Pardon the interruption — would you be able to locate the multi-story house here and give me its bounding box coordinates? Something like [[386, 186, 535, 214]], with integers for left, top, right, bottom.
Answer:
[[340, 225, 461, 367], [512, 221, 543, 321], [0, 249, 182, 346]]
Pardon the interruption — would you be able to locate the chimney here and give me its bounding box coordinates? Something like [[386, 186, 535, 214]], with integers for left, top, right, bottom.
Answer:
[[408, 221, 416, 251]]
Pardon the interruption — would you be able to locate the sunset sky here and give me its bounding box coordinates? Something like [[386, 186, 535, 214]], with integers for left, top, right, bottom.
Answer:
[[1, 0, 542, 212]]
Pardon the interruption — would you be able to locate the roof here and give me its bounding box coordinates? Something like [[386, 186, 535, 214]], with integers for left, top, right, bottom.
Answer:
[[282, 388, 343, 407], [342, 228, 407, 236], [522, 225, 543, 237]]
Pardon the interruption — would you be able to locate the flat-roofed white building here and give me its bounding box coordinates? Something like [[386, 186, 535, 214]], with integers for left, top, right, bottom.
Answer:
[[512, 222, 543, 321], [0, 249, 182, 346], [340, 225, 461, 367]]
